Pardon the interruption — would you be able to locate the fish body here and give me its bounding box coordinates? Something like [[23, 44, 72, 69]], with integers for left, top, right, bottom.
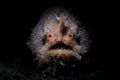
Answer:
[[27, 7, 90, 65]]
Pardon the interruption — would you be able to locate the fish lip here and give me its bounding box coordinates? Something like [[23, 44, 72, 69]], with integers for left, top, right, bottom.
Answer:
[[49, 42, 73, 51]]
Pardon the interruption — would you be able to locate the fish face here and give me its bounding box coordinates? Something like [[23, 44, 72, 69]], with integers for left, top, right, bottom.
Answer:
[[27, 7, 90, 64]]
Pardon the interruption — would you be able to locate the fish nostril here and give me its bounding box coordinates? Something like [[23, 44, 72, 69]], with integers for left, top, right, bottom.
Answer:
[[57, 36, 62, 42]]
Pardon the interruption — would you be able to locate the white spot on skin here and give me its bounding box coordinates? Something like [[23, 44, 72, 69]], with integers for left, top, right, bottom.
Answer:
[[56, 16, 60, 21]]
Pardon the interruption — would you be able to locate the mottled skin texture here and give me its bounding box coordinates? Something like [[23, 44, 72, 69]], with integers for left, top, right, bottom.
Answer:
[[27, 7, 90, 65]]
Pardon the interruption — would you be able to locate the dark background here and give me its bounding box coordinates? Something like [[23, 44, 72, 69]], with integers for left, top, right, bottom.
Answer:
[[0, 0, 112, 80]]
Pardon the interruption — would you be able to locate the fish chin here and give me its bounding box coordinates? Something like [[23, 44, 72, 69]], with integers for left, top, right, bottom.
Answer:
[[48, 49, 75, 57], [39, 49, 81, 63]]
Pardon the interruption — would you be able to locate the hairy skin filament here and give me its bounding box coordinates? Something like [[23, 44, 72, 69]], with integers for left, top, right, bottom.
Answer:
[[27, 7, 90, 66]]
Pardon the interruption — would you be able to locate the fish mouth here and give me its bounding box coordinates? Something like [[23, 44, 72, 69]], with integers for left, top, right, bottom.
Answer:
[[49, 42, 73, 51], [39, 42, 81, 62]]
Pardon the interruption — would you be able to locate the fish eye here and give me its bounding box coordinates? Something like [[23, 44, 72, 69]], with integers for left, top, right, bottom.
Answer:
[[69, 34, 72, 37], [48, 34, 52, 37]]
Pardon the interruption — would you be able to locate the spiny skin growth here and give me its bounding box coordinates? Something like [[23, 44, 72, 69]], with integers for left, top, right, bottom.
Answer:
[[27, 7, 90, 65]]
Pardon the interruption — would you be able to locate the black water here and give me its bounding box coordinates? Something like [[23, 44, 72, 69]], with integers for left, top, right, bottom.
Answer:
[[0, 0, 113, 80]]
